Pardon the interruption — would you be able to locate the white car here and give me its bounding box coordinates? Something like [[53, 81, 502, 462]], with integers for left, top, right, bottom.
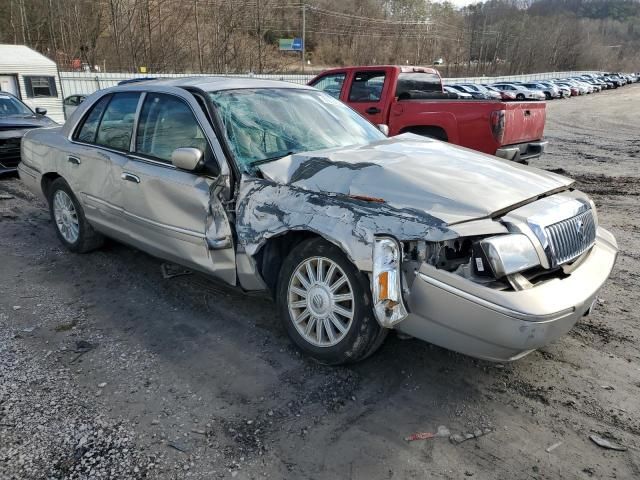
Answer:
[[492, 83, 545, 101]]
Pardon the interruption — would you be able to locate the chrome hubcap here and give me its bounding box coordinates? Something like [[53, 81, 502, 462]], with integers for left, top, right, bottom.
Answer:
[[288, 257, 354, 348], [53, 190, 79, 243]]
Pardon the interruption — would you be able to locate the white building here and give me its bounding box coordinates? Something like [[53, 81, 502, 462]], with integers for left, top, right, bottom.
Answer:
[[0, 44, 64, 123]]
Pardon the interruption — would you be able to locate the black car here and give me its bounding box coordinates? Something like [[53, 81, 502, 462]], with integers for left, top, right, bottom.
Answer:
[[0, 92, 56, 174]]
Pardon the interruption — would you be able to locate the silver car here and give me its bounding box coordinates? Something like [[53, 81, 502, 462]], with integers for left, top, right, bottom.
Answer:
[[492, 83, 546, 101], [18, 77, 617, 364]]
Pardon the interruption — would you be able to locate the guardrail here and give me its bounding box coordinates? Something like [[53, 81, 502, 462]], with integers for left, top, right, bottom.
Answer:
[[59, 70, 601, 97]]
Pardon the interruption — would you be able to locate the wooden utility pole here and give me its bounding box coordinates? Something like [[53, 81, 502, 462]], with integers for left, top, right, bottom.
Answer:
[[194, 0, 203, 72], [302, 4, 306, 73]]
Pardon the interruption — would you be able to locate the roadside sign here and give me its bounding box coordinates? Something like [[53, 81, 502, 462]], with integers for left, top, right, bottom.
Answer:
[[279, 38, 303, 51]]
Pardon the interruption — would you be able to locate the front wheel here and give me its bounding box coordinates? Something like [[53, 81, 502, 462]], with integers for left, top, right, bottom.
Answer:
[[516, 93, 525, 100], [277, 238, 387, 365], [48, 178, 104, 253]]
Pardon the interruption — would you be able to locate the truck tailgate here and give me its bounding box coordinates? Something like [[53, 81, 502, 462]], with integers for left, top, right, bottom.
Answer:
[[502, 102, 546, 145]]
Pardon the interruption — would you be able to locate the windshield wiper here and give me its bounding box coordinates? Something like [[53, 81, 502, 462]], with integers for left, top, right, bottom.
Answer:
[[251, 151, 295, 167]]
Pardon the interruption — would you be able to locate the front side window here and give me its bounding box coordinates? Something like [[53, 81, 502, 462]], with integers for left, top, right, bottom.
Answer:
[[209, 88, 384, 172], [310, 73, 346, 99], [74, 95, 112, 144], [95, 92, 140, 151], [24, 76, 58, 98], [348, 71, 385, 102], [135, 93, 209, 163]]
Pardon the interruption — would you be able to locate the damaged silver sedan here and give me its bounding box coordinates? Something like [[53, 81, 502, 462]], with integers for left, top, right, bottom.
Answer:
[[18, 78, 618, 364]]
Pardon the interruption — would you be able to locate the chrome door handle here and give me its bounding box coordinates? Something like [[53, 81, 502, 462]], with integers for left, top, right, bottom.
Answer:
[[121, 172, 140, 184], [68, 156, 81, 165]]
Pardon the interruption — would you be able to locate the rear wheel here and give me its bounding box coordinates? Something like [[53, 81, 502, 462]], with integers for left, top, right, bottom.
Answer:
[[276, 238, 386, 365], [48, 178, 104, 253]]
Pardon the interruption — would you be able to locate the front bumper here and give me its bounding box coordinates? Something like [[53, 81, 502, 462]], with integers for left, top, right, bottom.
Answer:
[[395, 227, 618, 362], [495, 141, 548, 163]]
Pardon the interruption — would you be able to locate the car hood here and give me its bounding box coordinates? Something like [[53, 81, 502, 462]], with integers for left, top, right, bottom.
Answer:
[[0, 114, 56, 129], [258, 134, 574, 225]]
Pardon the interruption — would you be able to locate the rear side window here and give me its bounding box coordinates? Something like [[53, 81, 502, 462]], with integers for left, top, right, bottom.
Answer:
[[24, 76, 58, 98], [396, 73, 442, 97], [135, 93, 209, 163], [95, 92, 140, 151], [310, 73, 346, 99], [75, 95, 111, 144], [348, 71, 385, 102]]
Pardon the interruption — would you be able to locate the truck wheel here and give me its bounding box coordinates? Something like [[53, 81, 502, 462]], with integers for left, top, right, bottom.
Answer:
[[276, 238, 386, 365], [516, 93, 525, 100], [48, 178, 104, 253]]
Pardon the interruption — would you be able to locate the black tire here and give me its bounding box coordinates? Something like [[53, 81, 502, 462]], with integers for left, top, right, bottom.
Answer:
[[276, 238, 387, 365], [48, 177, 104, 253], [516, 93, 525, 100]]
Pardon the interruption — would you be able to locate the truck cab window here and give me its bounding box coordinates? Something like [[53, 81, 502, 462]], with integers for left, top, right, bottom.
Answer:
[[310, 74, 346, 99], [396, 72, 442, 98], [348, 72, 385, 102]]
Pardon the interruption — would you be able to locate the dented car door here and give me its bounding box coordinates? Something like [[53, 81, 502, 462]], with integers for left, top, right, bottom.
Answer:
[[119, 91, 236, 283]]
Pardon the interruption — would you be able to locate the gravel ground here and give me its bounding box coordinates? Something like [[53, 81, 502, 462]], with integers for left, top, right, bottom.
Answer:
[[1, 85, 639, 479]]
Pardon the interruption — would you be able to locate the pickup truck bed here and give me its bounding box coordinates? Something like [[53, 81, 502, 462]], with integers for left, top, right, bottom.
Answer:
[[309, 65, 547, 162]]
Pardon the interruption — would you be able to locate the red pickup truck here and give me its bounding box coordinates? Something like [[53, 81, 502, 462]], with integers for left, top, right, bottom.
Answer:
[[309, 65, 547, 162]]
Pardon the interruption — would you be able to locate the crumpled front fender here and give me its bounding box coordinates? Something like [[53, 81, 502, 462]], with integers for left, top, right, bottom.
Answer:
[[235, 176, 457, 272]]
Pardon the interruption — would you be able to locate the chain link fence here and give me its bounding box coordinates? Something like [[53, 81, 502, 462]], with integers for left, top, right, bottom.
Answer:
[[59, 70, 601, 98]]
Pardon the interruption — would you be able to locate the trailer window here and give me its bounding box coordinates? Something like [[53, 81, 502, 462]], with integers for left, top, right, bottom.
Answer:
[[24, 76, 58, 98]]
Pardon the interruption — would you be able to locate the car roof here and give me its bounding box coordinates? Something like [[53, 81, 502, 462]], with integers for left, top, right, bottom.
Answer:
[[105, 76, 314, 93]]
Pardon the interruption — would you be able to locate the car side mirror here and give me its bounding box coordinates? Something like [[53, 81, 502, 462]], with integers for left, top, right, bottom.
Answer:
[[171, 147, 203, 171], [377, 124, 389, 136], [35, 107, 47, 115]]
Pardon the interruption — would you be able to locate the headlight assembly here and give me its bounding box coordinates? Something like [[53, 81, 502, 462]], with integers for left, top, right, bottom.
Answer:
[[478, 234, 541, 278], [372, 237, 408, 327]]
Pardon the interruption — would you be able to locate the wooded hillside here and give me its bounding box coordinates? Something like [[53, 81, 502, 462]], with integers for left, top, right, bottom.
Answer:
[[2, 0, 639, 75]]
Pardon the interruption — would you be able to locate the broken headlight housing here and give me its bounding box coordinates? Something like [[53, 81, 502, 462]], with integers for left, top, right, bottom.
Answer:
[[372, 237, 408, 327], [403, 234, 542, 286], [477, 234, 541, 278]]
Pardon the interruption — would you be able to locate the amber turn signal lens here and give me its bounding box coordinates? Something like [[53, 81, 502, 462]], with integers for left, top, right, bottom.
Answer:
[[378, 271, 389, 301]]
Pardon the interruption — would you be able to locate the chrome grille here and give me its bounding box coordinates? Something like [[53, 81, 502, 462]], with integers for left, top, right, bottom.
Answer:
[[544, 209, 596, 267]]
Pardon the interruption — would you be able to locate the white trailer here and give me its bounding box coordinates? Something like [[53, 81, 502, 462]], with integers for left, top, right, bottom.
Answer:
[[0, 44, 64, 123]]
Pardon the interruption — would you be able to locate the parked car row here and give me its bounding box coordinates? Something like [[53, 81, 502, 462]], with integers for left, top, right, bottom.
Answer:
[[444, 72, 639, 101]]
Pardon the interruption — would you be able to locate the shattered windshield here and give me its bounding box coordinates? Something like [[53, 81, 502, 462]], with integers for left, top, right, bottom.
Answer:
[[208, 88, 385, 172], [0, 95, 33, 116]]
